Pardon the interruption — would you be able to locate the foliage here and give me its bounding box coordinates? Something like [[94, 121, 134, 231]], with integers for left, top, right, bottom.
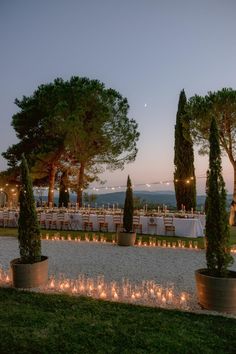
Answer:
[[2, 77, 140, 206], [1, 288, 236, 354], [205, 118, 233, 276], [187, 88, 236, 194], [18, 154, 41, 263], [123, 175, 134, 232], [174, 89, 196, 211], [63, 77, 140, 206]]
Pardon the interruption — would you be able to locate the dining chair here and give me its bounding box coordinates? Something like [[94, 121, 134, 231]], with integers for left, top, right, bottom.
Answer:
[[56, 212, 65, 230], [132, 215, 142, 234], [147, 217, 157, 235], [82, 214, 93, 231], [37, 212, 46, 229], [113, 214, 123, 232], [97, 214, 108, 232], [163, 216, 175, 236], [45, 212, 53, 229], [3, 211, 9, 228]]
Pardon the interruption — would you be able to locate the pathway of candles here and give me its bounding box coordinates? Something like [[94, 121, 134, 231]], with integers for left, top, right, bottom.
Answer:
[[0, 267, 190, 310], [42, 232, 236, 253], [43, 232, 201, 250]]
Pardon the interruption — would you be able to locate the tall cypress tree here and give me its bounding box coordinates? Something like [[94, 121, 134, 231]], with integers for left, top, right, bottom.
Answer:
[[205, 118, 233, 276], [174, 89, 196, 211], [123, 175, 134, 233], [58, 170, 70, 208]]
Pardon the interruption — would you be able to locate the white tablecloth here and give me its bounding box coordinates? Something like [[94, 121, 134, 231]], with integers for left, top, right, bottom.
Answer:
[[38, 212, 204, 237], [140, 216, 204, 238]]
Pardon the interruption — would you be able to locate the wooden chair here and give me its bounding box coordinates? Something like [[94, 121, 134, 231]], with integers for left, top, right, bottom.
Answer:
[[113, 214, 123, 232], [50, 213, 58, 230], [147, 217, 157, 235], [82, 214, 93, 231], [8, 212, 18, 227], [0, 212, 3, 227], [37, 212, 46, 229], [163, 216, 175, 236], [45, 212, 53, 229], [97, 214, 108, 232], [3, 211, 9, 228], [55, 212, 65, 230], [132, 215, 142, 234]]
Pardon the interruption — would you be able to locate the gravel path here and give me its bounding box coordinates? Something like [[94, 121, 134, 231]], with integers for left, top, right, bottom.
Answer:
[[1, 236, 236, 316]]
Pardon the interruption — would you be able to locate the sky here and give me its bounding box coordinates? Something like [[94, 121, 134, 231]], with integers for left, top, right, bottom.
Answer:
[[1, 0, 236, 195]]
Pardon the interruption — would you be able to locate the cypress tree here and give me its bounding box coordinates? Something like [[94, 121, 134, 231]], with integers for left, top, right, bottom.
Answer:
[[123, 175, 134, 232], [58, 171, 70, 208], [18, 154, 41, 263], [174, 89, 196, 211], [205, 118, 233, 276]]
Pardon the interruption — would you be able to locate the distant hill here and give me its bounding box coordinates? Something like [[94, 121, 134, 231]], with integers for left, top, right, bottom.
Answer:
[[38, 191, 234, 209], [90, 191, 206, 208]]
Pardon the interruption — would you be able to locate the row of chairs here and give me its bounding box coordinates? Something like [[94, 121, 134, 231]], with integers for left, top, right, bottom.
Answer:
[[0, 211, 18, 228], [0, 211, 175, 235], [83, 215, 175, 235], [37, 212, 71, 230]]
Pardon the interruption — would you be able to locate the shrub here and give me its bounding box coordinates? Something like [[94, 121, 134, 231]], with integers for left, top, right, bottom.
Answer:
[[18, 154, 41, 263], [205, 118, 233, 276]]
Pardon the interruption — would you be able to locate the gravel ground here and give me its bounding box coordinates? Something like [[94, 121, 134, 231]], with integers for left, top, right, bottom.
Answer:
[[1, 236, 236, 316]]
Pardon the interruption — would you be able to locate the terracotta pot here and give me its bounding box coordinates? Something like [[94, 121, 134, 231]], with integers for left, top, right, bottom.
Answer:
[[195, 268, 236, 314], [11, 256, 48, 288], [117, 232, 136, 246]]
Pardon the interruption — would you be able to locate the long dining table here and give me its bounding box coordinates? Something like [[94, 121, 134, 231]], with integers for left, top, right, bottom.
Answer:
[[37, 212, 205, 238]]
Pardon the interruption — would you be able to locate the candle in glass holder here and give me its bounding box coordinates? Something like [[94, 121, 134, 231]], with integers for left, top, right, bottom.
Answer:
[[100, 291, 107, 299], [161, 295, 166, 306]]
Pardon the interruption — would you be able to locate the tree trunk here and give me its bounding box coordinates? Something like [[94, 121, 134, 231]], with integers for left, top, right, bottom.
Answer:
[[48, 164, 56, 206], [77, 163, 85, 207], [234, 161, 236, 196]]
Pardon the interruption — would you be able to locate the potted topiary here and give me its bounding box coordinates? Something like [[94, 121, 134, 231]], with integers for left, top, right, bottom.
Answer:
[[11, 154, 48, 288], [117, 175, 136, 246], [195, 118, 235, 314]]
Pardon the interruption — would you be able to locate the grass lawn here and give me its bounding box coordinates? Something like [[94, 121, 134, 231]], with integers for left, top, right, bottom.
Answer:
[[0, 287, 235, 354]]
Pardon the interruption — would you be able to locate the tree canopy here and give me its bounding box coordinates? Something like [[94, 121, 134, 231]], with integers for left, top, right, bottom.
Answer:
[[187, 88, 236, 195], [2, 77, 140, 205]]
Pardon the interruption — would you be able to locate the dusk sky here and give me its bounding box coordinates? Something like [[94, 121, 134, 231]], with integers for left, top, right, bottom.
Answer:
[[1, 0, 236, 195]]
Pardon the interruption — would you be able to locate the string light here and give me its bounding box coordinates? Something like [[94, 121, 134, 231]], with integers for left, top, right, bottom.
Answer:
[[0, 175, 206, 194]]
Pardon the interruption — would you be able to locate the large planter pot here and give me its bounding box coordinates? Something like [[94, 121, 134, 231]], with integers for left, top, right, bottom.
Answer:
[[195, 268, 236, 314], [117, 232, 136, 246], [11, 256, 48, 289]]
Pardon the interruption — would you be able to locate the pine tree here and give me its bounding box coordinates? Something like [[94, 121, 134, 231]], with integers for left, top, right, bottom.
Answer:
[[123, 175, 134, 232], [205, 118, 233, 276], [174, 89, 196, 211], [18, 154, 41, 263]]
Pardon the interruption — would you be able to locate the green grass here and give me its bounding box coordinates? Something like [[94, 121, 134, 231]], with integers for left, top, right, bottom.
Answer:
[[0, 287, 235, 354], [1, 226, 236, 248]]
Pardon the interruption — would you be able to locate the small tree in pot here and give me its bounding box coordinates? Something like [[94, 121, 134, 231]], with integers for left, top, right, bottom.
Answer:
[[11, 154, 48, 288], [117, 175, 136, 246], [195, 117, 235, 313]]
